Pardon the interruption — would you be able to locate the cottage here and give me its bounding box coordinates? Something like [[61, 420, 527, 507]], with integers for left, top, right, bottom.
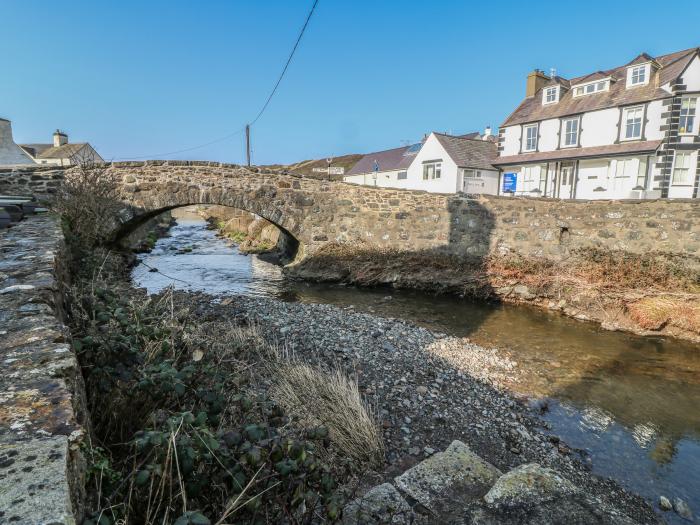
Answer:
[[344, 129, 499, 194], [20, 130, 103, 166], [494, 47, 700, 199], [0, 118, 35, 167]]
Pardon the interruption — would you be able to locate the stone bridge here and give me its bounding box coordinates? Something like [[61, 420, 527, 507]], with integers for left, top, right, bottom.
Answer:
[[2, 161, 699, 263]]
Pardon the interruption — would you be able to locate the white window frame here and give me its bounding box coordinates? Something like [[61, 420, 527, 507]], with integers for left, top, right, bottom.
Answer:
[[397, 171, 407, 180], [671, 152, 695, 186], [523, 124, 538, 152], [679, 96, 697, 135], [422, 162, 442, 180], [572, 79, 609, 97], [562, 117, 580, 147], [543, 86, 558, 105], [628, 65, 648, 87], [622, 106, 643, 140], [463, 168, 482, 178]]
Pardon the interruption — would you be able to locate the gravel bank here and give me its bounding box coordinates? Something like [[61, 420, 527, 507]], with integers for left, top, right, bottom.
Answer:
[[179, 291, 660, 524]]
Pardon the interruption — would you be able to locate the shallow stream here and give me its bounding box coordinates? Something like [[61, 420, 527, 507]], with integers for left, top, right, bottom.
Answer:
[[132, 211, 700, 522]]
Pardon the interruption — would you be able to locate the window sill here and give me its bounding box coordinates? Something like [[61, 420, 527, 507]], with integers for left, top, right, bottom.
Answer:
[[620, 137, 642, 142]]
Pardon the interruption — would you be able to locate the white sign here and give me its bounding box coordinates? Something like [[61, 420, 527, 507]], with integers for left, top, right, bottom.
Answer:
[[312, 166, 345, 175]]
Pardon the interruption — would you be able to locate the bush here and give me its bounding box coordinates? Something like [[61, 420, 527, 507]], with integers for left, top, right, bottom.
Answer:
[[71, 284, 344, 524]]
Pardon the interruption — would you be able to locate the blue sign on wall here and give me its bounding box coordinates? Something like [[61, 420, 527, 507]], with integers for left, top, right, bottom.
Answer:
[[503, 172, 517, 193]]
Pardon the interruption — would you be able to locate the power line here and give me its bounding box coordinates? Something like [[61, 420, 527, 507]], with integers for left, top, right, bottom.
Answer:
[[250, 0, 319, 126], [114, 0, 320, 162], [113, 127, 246, 161]]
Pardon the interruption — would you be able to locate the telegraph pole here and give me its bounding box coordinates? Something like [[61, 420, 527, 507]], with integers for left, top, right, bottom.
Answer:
[[245, 124, 251, 167]]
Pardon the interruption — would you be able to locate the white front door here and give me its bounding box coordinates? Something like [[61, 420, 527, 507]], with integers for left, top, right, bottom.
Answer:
[[559, 163, 575, 198]]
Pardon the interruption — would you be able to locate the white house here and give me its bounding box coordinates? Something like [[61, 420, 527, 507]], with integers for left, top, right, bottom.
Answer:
[[0, 118, 35, 167], [20, 130, 103, 166], [344, 130, 499, 194], [494, 47, 700, 200]]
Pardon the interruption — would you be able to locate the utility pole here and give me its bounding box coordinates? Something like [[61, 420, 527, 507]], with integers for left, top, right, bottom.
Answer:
[[245, 124, 251, 167]]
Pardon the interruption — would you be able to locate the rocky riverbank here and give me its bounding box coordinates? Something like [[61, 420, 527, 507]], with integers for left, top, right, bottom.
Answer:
[[175, 290, 667, 524], [286, 244, 700, 344]]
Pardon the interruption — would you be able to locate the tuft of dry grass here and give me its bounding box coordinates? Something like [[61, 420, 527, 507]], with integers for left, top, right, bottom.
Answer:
[[628, 297, 700, 333], [271, 362, 385, 469]]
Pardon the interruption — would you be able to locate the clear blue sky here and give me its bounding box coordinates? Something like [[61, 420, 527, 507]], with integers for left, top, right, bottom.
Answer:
[[2, 0, 699, 165]]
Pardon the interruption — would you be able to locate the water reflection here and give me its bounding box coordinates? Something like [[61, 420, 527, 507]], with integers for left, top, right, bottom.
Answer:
[[132, 211, 700, 520]]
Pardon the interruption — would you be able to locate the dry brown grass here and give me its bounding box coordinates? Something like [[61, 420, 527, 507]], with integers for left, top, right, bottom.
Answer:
[[628, 297, 700, 333], [270, 362, 385, 469]]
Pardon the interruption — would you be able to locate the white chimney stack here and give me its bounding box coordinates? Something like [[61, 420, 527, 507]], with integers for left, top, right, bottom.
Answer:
[[53, 129, 68, 147], [483, 126, 492, 140]]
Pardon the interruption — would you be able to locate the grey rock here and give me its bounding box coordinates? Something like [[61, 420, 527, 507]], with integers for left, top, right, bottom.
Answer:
[[483, 463, 578, 508], [658, 495, 672, 511], [394, 440, 501, 517], [673, 497, 693, 520], [341, 483, 413, 524]]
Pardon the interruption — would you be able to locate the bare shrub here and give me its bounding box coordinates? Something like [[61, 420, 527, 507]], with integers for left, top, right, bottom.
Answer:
[[53, 160, 123, 248], [271, 362, 385, 469]]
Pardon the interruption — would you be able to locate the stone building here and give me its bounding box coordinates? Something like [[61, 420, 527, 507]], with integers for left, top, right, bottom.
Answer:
[[20, 129, 103, 166], [0, 118, 35, 167]]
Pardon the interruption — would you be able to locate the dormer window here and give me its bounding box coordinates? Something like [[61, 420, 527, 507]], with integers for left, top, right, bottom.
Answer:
[[543, 86, 558, 105], [627, 64, 649, 87], [572, 79, 609, 97]]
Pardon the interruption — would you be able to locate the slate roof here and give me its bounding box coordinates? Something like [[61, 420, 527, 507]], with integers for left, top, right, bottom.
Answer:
[[433, 133, 497, 170], [20, 143, 90, 160], [502, 47, 699, 127], [346, 145, 417, 175], [493, 140, 663, 166]]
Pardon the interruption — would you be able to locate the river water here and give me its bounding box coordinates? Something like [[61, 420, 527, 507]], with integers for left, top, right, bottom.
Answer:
[[133, 211, 700, 522]]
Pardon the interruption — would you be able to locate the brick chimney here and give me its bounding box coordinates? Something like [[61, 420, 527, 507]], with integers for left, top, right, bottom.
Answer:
[[526, 69, 550, 98], [53, 129, 68, 147]]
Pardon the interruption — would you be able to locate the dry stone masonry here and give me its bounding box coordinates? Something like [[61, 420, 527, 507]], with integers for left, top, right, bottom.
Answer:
[[0, 215, 87, 524]]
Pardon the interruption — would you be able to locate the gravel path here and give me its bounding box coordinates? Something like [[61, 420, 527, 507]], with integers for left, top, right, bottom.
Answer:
[[182, 292, 660, 524]]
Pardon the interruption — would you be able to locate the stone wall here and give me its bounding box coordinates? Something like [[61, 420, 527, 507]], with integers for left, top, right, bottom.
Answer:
[[0, 165, 65, 198], [0, 215, 88, 523], [1, 162, 698, 267]]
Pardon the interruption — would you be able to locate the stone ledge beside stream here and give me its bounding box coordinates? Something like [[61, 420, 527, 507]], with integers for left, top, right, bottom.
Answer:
[[0, 215, 87, 524]]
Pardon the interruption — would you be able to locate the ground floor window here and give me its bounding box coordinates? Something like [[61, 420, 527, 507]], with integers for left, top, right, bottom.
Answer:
[[672, 152, 695, 185], [423, 162, 442, 180], [463, 169, 481, 178], [398, 171, 407, 180]]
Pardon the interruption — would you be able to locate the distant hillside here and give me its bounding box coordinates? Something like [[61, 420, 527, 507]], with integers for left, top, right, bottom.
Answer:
[[263, 153, 363, 180]]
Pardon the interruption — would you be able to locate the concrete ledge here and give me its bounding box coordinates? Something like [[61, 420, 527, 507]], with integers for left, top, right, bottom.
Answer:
[[0, 215, 87, 524]]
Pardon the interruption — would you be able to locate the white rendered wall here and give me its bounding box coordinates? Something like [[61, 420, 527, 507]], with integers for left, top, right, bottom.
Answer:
[[501, 125, 522, 156], [405, 134, 459, 193], [681, 56, 700, 90], [538, 119, 559, 151], [645, 100, 665, 141], [580, 108, 619, 147]]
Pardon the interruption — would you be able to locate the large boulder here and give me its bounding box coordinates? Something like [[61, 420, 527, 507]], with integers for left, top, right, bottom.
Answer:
[[483, 463, 578, 507], [342, 483, 414, 524], [394, 440, 501, 521]]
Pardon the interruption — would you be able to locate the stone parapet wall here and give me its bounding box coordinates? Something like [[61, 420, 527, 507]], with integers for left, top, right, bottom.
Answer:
[[0, 165, 66, 198], [1, 163, 698, 266], [0, 215, 87, 524]]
